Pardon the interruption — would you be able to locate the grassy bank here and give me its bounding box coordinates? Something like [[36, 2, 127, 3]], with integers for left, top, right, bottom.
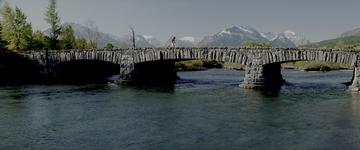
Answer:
[[175, 60, 245, 71], [176, 60, 350, 72], [282, 61, 350, 71]]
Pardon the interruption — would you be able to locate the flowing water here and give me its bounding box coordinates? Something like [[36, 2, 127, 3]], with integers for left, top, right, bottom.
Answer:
[[0, 69, 359, 150]]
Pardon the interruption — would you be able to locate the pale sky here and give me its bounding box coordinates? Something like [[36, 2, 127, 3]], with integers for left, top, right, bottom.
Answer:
[[4, 0, 360, 42]]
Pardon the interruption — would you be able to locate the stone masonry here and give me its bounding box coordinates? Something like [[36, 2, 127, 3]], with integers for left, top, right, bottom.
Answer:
[[19, 47, 360, 91]]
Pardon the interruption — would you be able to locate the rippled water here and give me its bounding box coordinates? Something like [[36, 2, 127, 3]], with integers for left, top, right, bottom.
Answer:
[[1, 69, 360, 150]]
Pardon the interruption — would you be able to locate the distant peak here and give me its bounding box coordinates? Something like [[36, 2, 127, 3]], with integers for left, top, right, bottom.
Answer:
[[142, 35, 153, 40], [221, 25, 257, 35], [284, 30, 296, 35], [179, 36, 195, 42]]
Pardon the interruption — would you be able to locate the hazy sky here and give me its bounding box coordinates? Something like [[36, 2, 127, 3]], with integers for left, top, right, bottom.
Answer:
[[5, 0, 360, 41]]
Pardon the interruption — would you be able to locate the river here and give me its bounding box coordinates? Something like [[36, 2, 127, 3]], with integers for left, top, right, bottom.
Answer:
[[1, 69, 359, 150]]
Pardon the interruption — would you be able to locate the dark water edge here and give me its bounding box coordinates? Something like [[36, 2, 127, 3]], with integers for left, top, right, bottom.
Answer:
[[1, 69, 360, 150]]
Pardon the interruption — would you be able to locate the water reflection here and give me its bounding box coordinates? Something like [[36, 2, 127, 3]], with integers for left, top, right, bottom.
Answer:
[[1, 69, 359, 150], [127, 85, 176, 93]]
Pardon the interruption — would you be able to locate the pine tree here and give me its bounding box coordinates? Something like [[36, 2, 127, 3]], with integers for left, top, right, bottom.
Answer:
[[0, 23, 8, 49], [45, 0, 61, 50], [60, 24, 75, 49], [74, 38, 89, 49], [1, 4, 33, 51], [31, 31, 48, 50], [105, 43, 114, 49]]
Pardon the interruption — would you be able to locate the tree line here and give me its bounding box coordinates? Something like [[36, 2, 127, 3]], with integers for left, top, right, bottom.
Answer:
[[0, 0, 98, 51]]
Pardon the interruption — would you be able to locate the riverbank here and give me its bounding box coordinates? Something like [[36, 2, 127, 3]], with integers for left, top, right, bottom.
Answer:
[[282, 61, 351, 71], [175, 60, 245, 71], [176, 60, 351, 72]]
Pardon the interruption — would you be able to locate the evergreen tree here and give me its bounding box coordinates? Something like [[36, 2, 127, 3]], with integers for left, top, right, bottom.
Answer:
[[1, 4, 33, 51], [60, 24, 75, 49], [74, 38, 89, 49], [31, 31, 48, 50], [105, 43, 114, 49], [0, 23, 8, 49], [45, 0, 61, 50]]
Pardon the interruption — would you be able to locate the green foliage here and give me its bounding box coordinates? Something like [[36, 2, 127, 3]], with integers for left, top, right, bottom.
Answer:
[[74, 38, 89, 49], [223, 62, 245, 70], [0, 23, 8, 49], [30, 31, 49, 50], [241, 40, 272, 48], [87, 41, 97, 49], [60, 24, 75, 49], [282, 61, 350, 71], [175, 60, 223, 71], [105, 43, 114, 49], [45, 0, 61, 50], [0, 4, 33, 51], [303, 36, 360, 50]]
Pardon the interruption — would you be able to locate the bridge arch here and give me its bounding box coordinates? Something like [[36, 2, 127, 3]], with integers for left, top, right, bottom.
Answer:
[[241, 49, 360, 90]]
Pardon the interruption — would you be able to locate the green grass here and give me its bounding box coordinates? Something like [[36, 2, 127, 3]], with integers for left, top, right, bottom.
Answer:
[[175, 60, 222, 71], [175, 60, 245, 71], [223, 62, 245, 70], [282, 61, 350, 71], [176, 60, 349, 72]]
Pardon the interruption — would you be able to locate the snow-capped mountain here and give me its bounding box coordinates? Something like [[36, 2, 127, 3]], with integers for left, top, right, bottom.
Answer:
[[271, 33, 297, 48], [162, 36, 196, 47], [142, 35, 162, 47], [261, 32, 277, 41], [198, 26, 269, 47], [120, 34, 154, 48], [48, 23, 310, 48], [282, 30, 310, 46], [177, 36, 196, 47]]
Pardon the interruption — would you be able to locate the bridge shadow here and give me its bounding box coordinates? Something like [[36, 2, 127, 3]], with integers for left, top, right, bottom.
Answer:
[[53, 60, 120, 85]]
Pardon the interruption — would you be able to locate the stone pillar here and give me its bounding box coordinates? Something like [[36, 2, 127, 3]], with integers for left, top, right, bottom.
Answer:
[[350, 59, 360, 92], [118, 54, 135, 84], [240, 59, 284, 89], [119, 63, 134, 81]]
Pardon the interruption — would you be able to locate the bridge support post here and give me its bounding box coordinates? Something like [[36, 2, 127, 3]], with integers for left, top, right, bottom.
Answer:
[[118, 63, 135, 84], [350, 60, 360, 92], [240, 60, 284, 89]]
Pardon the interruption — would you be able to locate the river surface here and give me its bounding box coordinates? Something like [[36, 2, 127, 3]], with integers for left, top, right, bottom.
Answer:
[[1, 69, 360, 150]]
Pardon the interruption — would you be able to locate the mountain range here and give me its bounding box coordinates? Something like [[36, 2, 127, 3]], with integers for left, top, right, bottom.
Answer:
[[198, 26, 309, 48], [57, 23, 311, 48]]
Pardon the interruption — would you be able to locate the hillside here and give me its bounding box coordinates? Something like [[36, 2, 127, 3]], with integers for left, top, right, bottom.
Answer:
[[340, 28, 360, 37], [302, 36, 360, 50]]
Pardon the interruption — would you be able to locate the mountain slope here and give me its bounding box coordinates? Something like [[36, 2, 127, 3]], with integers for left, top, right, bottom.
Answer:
[[302, 36, 360, 49], [271, 34, 297, 48], [64, 23, 120, 48], [340, 28, 360, 37], [198, 26, 269, 47], [283, 30, 310, 46]]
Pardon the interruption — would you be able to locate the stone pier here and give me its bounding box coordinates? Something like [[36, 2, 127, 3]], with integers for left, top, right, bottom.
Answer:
[[350, 60, 360, 92], [240, 58, 284, 89]]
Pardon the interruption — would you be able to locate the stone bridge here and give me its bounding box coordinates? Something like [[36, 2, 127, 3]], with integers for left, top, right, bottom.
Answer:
[[20, 47, 360, 91]]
